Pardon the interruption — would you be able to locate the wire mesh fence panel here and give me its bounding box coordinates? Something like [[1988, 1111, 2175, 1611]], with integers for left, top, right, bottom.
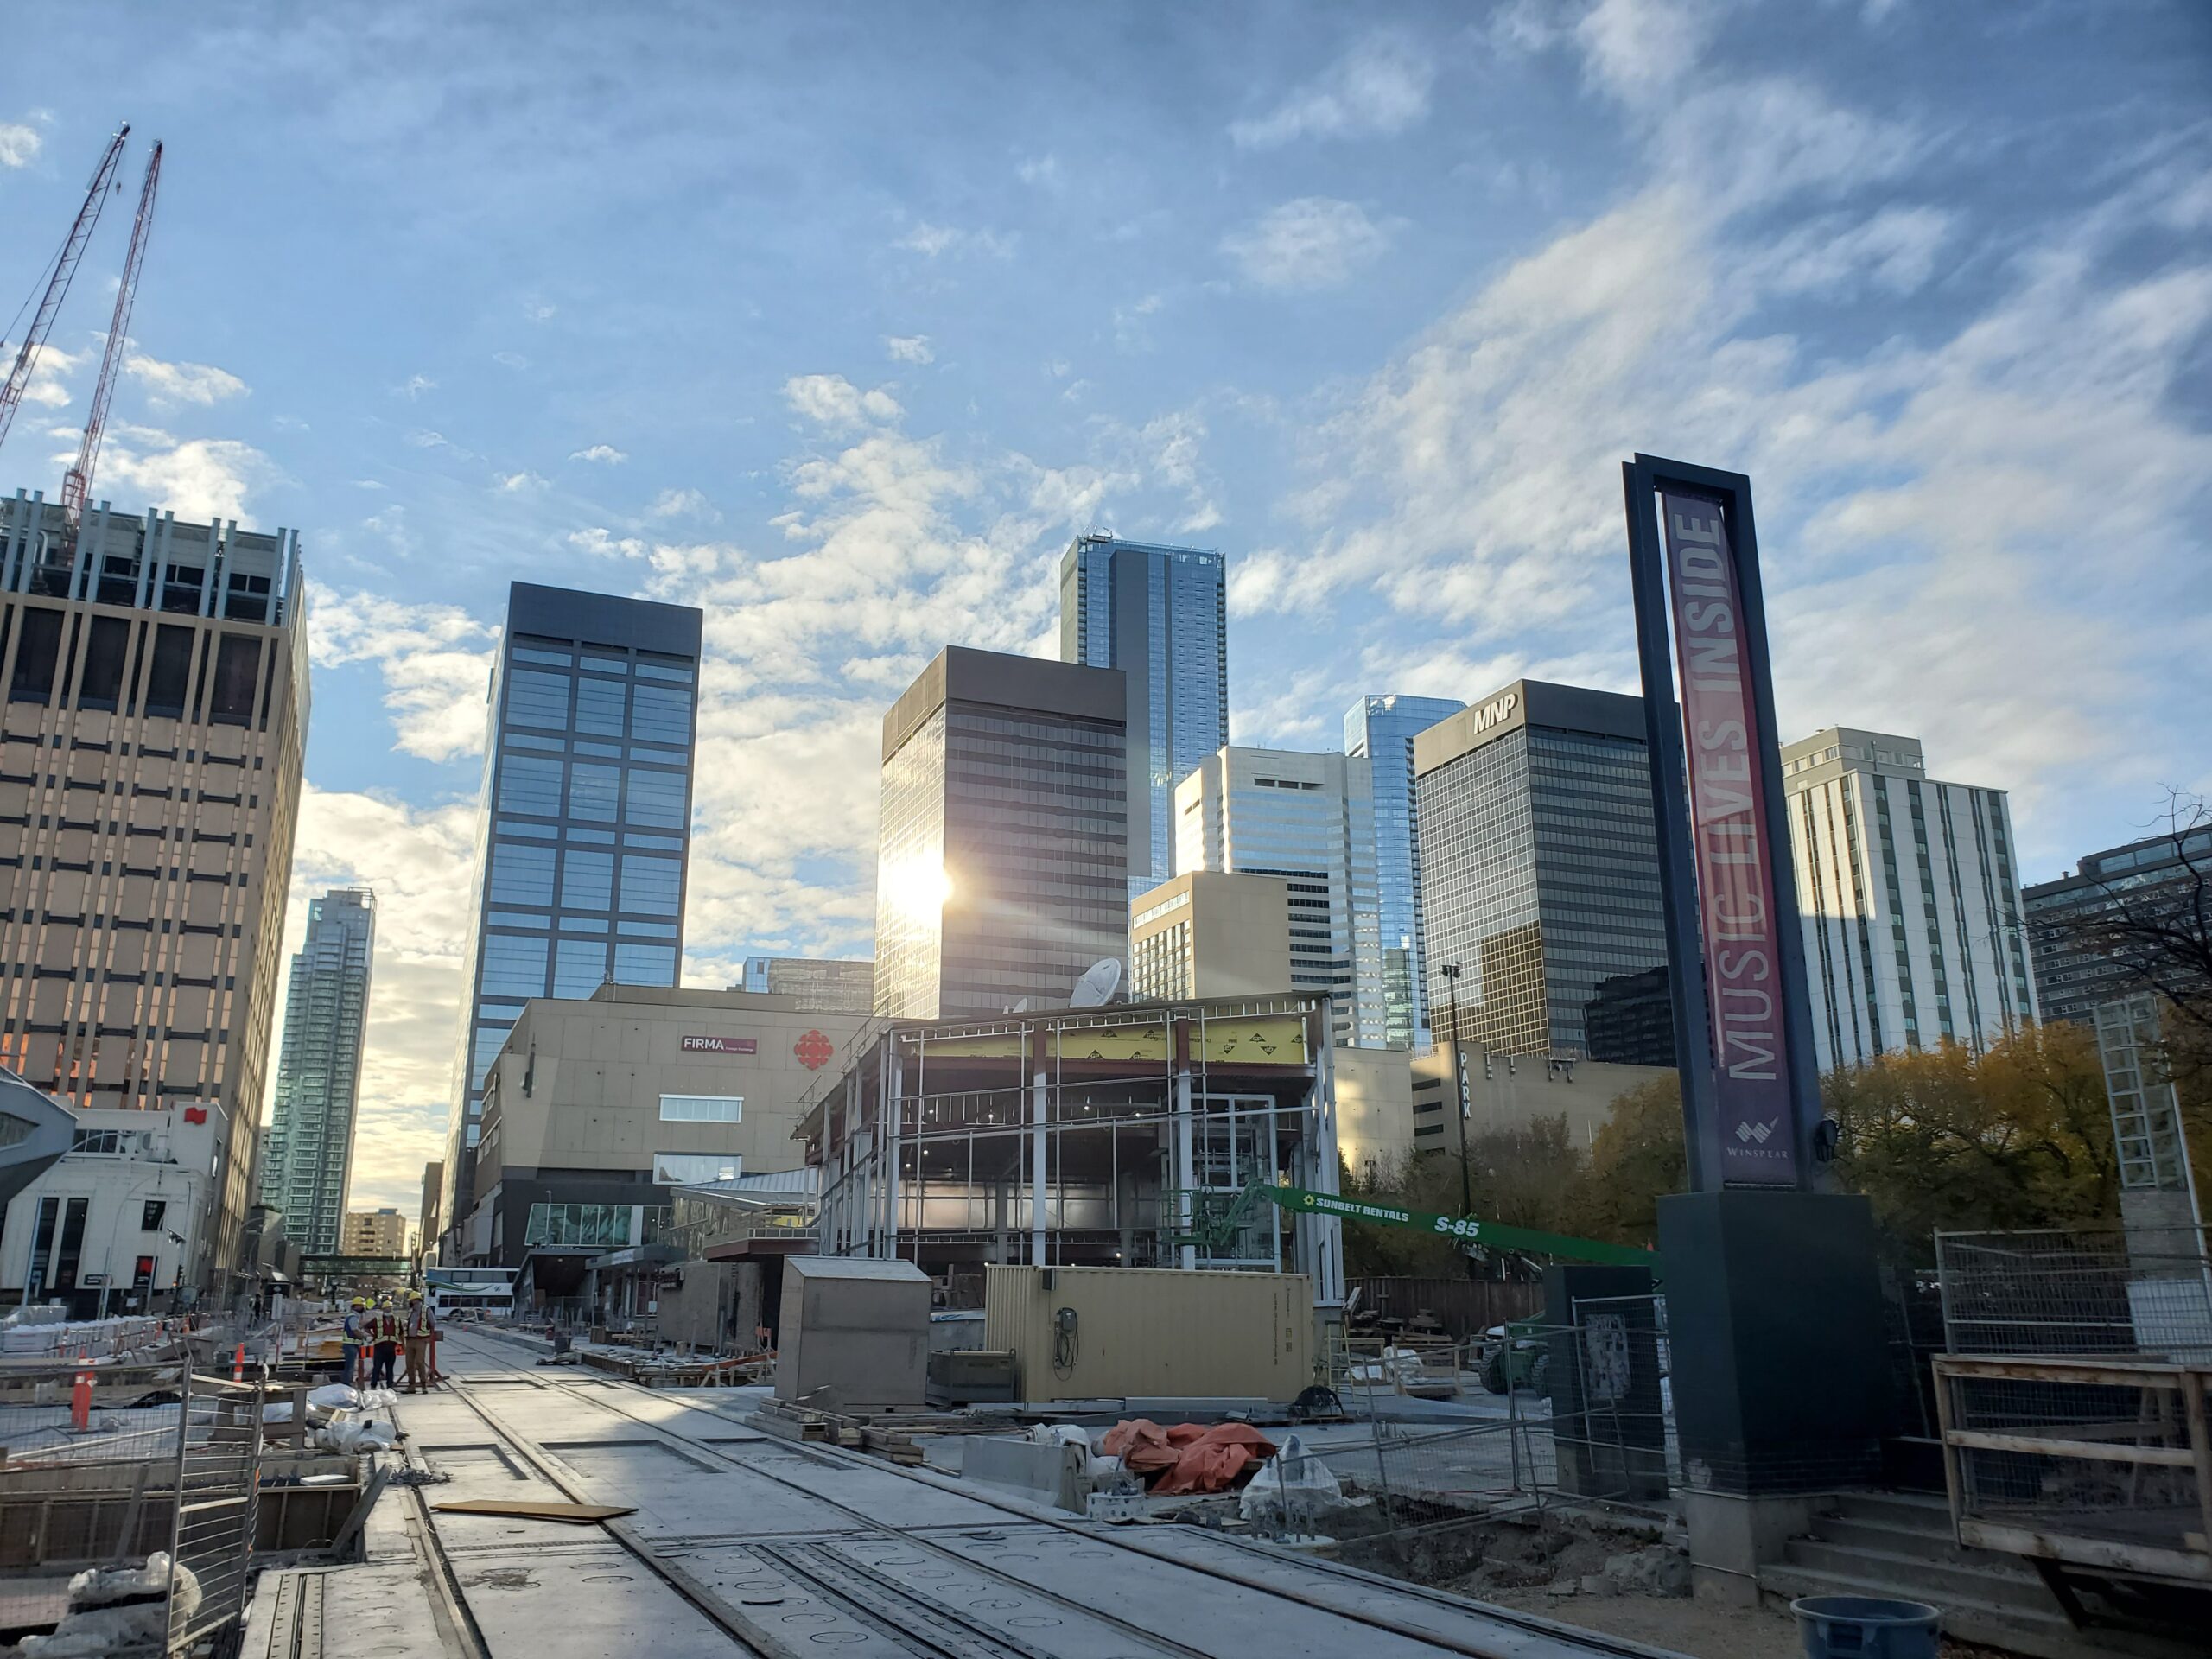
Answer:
[[1936, 1227, 2212, 1360], [0, 1363, 190, 1473], [1936, 1356, 2212, 1582], [165, 1370, 264, 1655]]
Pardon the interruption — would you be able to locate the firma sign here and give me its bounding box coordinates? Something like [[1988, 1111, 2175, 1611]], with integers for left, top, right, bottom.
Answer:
[[681, 1035, 758, 1055]]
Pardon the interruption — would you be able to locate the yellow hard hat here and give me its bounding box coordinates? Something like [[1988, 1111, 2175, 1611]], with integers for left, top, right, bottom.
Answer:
[[408, 1290, 423, 1300], [350, 1298, 366, 1309]]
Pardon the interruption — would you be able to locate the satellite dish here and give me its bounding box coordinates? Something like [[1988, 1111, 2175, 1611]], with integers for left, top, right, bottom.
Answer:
[[1003, 997, 1032, 1014], [1069, 958, 1122, 1009]]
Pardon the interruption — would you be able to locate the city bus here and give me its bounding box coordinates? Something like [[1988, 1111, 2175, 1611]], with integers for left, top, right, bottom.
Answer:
[[423, 1266, 518, 1323]]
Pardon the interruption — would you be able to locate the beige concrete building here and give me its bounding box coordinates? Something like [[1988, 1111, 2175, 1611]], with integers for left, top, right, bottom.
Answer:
[[0, 494, 307, 1288], [339, 1207, 407, 1258], [1412, 1047, 1673, 1156], [1128, 871, 1294, 1001], [1332, 1046, 1415, 1180], [467, 984, 873, 1304]]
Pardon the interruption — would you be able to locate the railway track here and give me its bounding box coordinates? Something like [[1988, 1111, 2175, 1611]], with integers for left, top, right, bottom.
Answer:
[[394, 1330, 1682, 1659]]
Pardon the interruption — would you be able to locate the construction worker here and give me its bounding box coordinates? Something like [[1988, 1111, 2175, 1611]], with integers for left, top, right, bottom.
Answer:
[[367, 1297, 401, 1389], [402, 1290, 436, 1393], [341, 1298, 368, 1389]]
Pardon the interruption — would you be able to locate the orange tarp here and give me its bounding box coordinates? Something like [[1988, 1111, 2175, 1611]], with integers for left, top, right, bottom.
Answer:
[[1100, 1419, 1276, 1495]]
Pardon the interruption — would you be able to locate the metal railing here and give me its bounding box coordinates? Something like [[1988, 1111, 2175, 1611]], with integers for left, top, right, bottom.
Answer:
[[1936, 1226, 2212, 1360], [165, 1370, 265, 1653]]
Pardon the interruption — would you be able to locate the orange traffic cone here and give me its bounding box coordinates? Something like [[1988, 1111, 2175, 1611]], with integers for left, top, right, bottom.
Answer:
[[70, 1366, 92, 1431], [232, 1343, 245, 1382]]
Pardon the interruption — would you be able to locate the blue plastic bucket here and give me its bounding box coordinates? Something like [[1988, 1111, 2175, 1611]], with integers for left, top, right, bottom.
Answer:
[[1791, 1594, 1941, 1659]]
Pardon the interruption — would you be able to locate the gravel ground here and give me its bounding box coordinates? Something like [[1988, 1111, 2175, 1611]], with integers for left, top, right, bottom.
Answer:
[[1485, 1585, 1807, 1658]]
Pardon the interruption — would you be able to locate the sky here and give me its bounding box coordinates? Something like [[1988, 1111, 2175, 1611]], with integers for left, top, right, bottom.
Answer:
[[3, 0, 2208, 1215]]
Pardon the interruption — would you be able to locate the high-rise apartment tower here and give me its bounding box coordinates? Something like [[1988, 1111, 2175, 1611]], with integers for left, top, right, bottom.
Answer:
[[0, 492, 308, 1284], [1345, 694, 1465, 1050], [1058, 534, 1226, 900], [260, 887, 376, 1258], [440, 582, 702, 1262]]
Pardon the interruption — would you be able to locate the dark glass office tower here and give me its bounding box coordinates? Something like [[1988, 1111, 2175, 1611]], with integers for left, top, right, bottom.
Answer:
[[1413, 681, 1670, 1063], [876, 647, 1127, 1020], [261, 887, 377, 1257], [1058, 535, 1226, 900], [1345, 694, 1465, 1050], [440, 582, 702, 1262]]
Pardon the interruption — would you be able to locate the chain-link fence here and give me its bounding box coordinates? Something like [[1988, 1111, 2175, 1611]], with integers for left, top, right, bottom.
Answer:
[[1935, 1354, 2212, 1584], [165, 1369, 265, 1654], [1936, 1226, 2212, 1360]]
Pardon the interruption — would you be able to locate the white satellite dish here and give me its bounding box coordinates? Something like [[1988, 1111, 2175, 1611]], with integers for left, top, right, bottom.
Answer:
[[1069, 958, 1122, 1009], [1003, 996, 1032, 1014]]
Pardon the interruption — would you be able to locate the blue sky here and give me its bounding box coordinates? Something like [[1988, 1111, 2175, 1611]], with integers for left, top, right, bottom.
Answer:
[[4, 0, 2208, 1211]]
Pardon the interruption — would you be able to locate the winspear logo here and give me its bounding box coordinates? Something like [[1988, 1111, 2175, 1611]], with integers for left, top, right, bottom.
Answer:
[[1735, 1117, 1780, 1145]]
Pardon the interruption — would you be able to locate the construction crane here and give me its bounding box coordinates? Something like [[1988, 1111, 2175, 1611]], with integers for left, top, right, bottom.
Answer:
[[0, 125, 130, 462], [59, 141, 162, 557]]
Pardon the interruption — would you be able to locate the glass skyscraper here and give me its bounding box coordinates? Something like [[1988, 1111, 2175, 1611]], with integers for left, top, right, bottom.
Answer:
[[440, 582, 702, 1262], [1413, 681, 1671, 1064], [876, 647, 1127, 1020], [1174, 747, 1384, 1047], [1058, 534, 1226, 900], [1345, 694, 1465, 1051], [261, 888, 376, 1258]]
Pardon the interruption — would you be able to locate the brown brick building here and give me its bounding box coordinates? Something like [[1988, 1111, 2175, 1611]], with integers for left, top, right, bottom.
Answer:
[[0, 493, 307, 1289]]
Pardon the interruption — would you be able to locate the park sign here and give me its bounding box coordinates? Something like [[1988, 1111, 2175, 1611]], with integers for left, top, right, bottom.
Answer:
[[1622, 457, 1824, 1191]]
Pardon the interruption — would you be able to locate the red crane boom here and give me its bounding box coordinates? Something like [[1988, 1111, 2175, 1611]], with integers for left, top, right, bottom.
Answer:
[[61, 141, 162, 540], [0, 125, 130, 461]]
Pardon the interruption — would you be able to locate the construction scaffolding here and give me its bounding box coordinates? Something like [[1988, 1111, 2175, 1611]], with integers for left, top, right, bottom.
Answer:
[[798, 995, 1344, 1305]]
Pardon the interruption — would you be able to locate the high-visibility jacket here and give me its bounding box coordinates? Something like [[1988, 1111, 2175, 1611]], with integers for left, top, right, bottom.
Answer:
[[405, 1303, 435, 1338], [341, 1313, 363, 1343], [369, 1310, 402, 1344]]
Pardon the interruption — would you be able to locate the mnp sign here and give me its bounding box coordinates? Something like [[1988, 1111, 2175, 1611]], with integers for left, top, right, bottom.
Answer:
[[1622, 457, 1821, 1191]]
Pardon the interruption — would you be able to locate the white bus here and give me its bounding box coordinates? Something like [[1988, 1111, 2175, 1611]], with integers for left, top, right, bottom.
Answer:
[[424, 1266, 517, 1322]]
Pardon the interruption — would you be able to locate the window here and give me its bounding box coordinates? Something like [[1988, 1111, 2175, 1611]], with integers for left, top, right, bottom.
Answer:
[[487, 842, 556, 907], [554, 937, 607, 996], [569, 762, 620, 821], [498, 754, 564, 816], [660, 1095, 741, 1122], [618, 857, 680, 915], [71, 1128, 154, 1155], [486, 911, 550, 929], [631, 682, 691, 744], [505, 668, 570, 728], [614, 942, 677, 983], [575, 677, 626, 736], [10, 607, 62, 702], [79, 616, 131, 709], [512, 645, 571, 667], [211, 635, 261, 724], [480, 934, 549, 998], [141, 1199, 167, 1231], [468, 1023, 512, 1090], [654, 1152, 740, 1185], [625, 769, 686, 829], [636, 658, 693, 683], [561, 849, 614, 910], [143, 624, 194, 718]]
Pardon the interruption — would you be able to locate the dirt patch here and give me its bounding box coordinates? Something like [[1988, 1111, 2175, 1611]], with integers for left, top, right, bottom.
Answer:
[[1484, 1584, 1803, 1659]]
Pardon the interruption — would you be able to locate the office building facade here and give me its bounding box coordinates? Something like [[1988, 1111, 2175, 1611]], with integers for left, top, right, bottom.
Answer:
[[2024, 823, 2212, 1026], [1345, 694, 1465, 1051], [1129, 871, 1294, 1003], [0, 493, 308, 1283], [1058, 534, 1227, 899], [738, 955, 874, 1014], [1782, 727, 2037, 1069], [874, 647, 1127, 1020], [1414, 682, 1670, 1065], [339, 1206, 406, 1258], [441, 582, 702, 1262], [1174, 747, 1384, 1046], [260, 887, 376, 1257]]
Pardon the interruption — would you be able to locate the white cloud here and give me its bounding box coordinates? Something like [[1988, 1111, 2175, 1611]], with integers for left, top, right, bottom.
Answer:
[[884, 334, 935, 365], [309, 590, 496, 761], [569, 442, 626, 464], [895, 222, 1015, 259], [522, 299, 556, 321], [406, 429, 449, 449], [97, 426, 283, 524], [1222, 198, 1394, 291], [0, 121, 41, 168], [648, 486, 719, 522], [1230, 34, 1435, 149], [493, 469, 546, 493], [394, 373, 436, 401], [784, 373, 903, 429], [492, 351, 530, 370], [1016, 153, 1061, 188], [125, 354, 248, 406], [1574, 0, 1720, 108], [569, 526, 647, 560], [19, 345, 81, 409]]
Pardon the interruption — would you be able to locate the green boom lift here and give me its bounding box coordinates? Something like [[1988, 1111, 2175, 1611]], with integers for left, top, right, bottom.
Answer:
[[1177, 1177, 1657, 1269]]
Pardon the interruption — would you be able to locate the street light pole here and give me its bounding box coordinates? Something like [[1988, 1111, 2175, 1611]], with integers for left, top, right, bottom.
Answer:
[[1440, 964, 1472, 1219]]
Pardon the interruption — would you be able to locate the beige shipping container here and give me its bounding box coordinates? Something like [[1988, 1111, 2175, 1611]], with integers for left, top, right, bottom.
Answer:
[[984, 1265, 1313, 1402]]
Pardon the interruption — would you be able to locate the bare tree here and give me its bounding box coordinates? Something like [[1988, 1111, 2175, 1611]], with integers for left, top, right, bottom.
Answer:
[[2056, 791, 2212, 1034]]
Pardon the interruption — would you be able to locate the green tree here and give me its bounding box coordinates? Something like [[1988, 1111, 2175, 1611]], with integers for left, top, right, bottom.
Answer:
[[1564, 1076, 1686, 1249]]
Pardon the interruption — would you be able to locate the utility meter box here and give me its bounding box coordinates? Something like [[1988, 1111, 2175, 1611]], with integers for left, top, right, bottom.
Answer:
[[775, 1256, 931, 1412]]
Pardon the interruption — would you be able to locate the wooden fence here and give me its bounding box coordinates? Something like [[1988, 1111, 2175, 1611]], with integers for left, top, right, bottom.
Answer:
[[1346, 1275, 1545, 1340]]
